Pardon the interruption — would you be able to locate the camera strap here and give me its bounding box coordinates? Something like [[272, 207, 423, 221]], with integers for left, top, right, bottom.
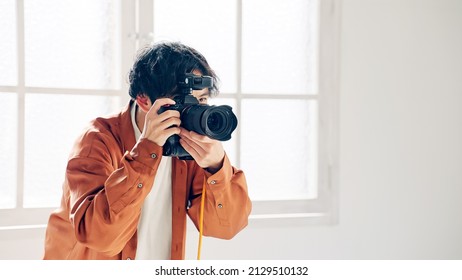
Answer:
[[196, 175, 207, 260]]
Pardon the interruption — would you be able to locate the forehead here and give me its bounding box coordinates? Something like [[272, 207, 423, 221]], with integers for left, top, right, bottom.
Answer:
[[192, 69, 203, 75]]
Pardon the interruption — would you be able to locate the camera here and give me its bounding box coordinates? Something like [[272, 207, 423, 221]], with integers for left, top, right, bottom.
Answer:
[[158, 74, 238, 160]]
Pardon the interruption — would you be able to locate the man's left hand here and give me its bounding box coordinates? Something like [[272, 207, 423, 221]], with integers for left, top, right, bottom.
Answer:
[[179, 127, 225, 173]]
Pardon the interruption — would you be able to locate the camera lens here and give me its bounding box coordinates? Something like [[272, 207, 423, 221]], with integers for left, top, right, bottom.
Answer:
[[181, 104, 237, 141], [201, 106, 237, 141], [207, 112, 224, 132]]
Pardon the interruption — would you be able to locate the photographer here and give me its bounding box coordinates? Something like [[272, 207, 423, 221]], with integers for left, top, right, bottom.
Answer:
[[43, 41, 252, 260]]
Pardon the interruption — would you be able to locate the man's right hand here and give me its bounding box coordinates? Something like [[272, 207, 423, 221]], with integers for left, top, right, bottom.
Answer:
[[140, 98, 181, 147]]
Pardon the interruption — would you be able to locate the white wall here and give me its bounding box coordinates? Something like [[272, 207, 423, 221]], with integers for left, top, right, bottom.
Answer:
[[1, 0, 461, 260]]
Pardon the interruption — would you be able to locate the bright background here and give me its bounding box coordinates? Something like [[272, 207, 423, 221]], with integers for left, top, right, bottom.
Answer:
[[1, 0, 462, 259]]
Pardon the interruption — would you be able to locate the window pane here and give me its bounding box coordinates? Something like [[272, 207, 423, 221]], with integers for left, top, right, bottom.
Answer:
[[24, 0, 121, 89], [153, 0, 237, 93], [209, 97, 237, 166], [242, 0, 318, 94], [241, 99, 318, 200], [0, 0, 17, 86], [0, 93, 17, 208], [24, 94, 120, 208]]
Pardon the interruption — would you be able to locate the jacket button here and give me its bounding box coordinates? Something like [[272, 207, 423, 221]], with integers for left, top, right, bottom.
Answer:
[[217, 203, 223, 208], [210, 180, 217, 185], [150, 153, 157, 159], [126, 257, 131, 260], [137, 183, 143, 188]]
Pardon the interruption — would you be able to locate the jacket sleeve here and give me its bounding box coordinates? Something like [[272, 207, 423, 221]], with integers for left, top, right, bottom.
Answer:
[[67, 134, 162, 256], [187, 154, 252, 239]]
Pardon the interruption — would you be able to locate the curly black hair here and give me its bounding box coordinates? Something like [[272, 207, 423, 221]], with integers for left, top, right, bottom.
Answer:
[[128, 41, 219, 101]]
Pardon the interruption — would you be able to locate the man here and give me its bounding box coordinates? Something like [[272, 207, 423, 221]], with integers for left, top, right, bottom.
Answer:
[[43, 41, 252, 260]]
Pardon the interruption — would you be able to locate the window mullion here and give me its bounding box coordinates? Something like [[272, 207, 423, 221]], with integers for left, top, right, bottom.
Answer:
[[236, 0, 243, 168], [16, 0, 26, 210], [120, 0, 138, 105], [138, 0, 154, 48], [317, 0, 340, 223]]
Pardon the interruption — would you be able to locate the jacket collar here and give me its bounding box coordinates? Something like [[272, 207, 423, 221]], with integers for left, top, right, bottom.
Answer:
[[119, 100, 137, 153]]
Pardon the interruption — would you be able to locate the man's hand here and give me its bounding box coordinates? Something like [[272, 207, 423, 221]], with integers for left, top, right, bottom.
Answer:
[[140, 98, 181, 146], [179, 127, 225, 173]]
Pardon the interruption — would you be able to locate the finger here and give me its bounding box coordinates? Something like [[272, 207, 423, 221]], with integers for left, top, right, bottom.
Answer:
[[178, 127, 190, 137], [189, 130, 214, 143], [179, 127, 192, 139], [179, 138, 202, 160], [164, 126, 181, 136], [157, 109, 180, 122], [154, 125, 181, 142], [148, 98, 176, 116], [145, 109, 180, 131], [180, 133, 206, 155], [157, 116, 181, 131], [178, 128, 199, 143], [179, 128, 210, 143]]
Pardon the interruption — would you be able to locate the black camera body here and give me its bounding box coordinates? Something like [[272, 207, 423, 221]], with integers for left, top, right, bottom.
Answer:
[[158, 74, 238, 160]]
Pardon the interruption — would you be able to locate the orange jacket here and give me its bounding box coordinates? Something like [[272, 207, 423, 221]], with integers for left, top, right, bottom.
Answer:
[[43, 101, 251, 260]]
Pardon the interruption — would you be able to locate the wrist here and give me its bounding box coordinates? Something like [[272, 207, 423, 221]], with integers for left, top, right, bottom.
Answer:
[[205, 157, 224, 174]]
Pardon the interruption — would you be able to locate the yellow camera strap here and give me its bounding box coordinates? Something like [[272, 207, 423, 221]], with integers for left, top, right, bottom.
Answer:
[[197, 175, 207, 260]]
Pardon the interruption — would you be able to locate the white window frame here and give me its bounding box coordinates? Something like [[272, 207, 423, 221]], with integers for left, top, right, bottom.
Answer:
[[0, 0, 340, 230], [244, 0, 340, 226], [0, 0, 137, 229]]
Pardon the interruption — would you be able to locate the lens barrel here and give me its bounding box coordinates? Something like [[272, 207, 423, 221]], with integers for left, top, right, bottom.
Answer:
[[181, 104, 237, 141]]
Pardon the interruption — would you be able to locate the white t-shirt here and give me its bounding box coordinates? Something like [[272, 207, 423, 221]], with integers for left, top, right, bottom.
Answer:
[[131, 103, 173, 259]]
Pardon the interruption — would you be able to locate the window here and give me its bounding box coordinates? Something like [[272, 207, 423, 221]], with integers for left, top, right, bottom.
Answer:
[[0, 0, 130, 227], [0, 0, 339, 228]]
